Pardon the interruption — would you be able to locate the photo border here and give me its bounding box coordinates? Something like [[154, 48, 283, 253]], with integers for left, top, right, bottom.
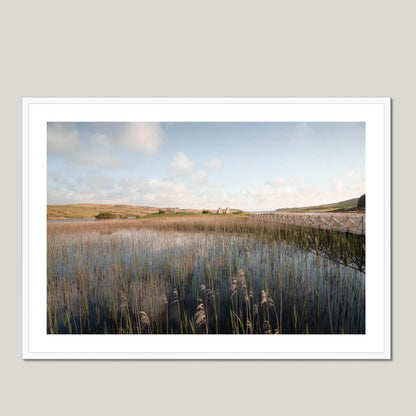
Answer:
[[22, 97, 391, 359]]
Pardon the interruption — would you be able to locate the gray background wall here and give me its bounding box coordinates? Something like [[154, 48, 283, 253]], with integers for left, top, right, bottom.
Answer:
[[1, 1, 413, 415]]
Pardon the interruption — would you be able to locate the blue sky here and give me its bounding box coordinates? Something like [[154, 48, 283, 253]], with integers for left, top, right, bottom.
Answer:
[[47, 122, 365, 211]]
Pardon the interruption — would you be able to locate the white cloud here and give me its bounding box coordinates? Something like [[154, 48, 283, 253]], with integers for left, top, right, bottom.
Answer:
[[76, 151, 120, 169], [206, 157, 223, 170], [48, 124, 119, 168], [88, 133, 114, 150], [168, 152, 195, 173], [190, 169, 207, 184], [86, 173, 115, 190], [266, 178, 289, 187], [49, 175, 194, 207], [330, 172, 364, 200], [48, 122, 165, 169], [242, 180, 298, 209], [168, 152, 209, 185], [168, 153, 224, 185], [48, 123, 80, 154], [121, 123, 164, 155], [48, 163, 365, 211]]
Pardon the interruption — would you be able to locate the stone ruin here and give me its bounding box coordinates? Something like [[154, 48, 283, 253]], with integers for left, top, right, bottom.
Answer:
[[217, 207, 231, 214]]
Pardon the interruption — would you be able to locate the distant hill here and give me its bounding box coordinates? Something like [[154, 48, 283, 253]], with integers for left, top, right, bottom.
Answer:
[[275, 197, 362, 213], [47, 204, 161, 219], [47, 204, 243, 219], [48, 199, 361, 219]]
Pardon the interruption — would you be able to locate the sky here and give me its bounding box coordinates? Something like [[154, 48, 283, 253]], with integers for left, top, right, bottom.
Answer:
[[47, 122, 365, 211]]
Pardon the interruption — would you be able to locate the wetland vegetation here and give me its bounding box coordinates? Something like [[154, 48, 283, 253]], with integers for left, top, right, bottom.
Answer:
[[47, 215, 365, 335]]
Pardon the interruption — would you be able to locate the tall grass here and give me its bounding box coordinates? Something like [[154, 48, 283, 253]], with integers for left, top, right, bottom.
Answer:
[[47, 216, 365, 334], [49, 216, 365, 270]]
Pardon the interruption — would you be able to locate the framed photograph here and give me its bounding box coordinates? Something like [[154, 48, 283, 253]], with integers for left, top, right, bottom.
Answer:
[[22, 97, 391, 359]]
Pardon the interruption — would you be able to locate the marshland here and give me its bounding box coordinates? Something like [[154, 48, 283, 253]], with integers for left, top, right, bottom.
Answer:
[[47, 215, 365, 335]]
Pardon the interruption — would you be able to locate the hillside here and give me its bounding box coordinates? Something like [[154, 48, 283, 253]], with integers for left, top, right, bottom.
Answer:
[[46, 204, 239, 219], [47, 204, 246, 219], [47, 204, 160, 219], [48, 198, 362, 219], [275, 197, 362, 213]]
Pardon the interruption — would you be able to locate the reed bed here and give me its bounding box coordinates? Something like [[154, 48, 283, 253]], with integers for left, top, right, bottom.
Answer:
[[49, 215, 365, 271], [47, 216, 365, 334]]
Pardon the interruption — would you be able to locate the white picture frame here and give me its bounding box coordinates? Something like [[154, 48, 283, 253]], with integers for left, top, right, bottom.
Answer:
[[22, 97, 391, 359]]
